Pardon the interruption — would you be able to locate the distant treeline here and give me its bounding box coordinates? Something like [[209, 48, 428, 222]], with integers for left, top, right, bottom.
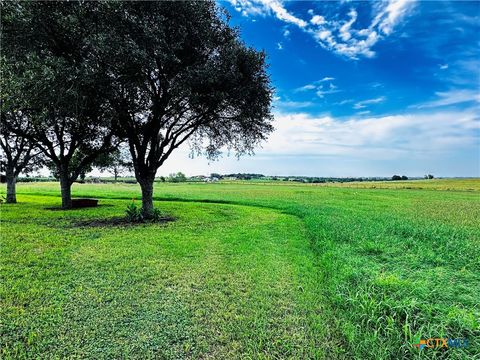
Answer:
[[198, 173, 426, 183], [13, 177, 56, 183], [10, 176, 138, 184], [11, 173, 433, 184], [222, 173, 265, 180]]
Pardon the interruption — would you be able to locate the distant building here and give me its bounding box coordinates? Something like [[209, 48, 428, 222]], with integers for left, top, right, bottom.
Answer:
[[205, 176, 219, 182]]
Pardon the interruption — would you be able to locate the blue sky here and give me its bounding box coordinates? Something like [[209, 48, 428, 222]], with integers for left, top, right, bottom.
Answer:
[[163, 1, 480, 177]]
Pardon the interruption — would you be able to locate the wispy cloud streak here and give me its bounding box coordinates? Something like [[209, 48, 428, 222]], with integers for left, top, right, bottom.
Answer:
[[229, 0, 416, 59]]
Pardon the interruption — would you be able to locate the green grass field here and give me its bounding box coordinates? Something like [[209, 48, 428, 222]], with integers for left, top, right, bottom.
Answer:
[[1, 179, 479, 359]]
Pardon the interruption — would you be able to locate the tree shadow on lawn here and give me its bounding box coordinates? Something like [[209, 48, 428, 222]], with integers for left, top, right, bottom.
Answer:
[[72, 215, 176, 228], [42, 204, 175, 228], [44, 204, 115, 211]]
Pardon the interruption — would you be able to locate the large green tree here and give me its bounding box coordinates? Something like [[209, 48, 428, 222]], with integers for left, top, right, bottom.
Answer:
[[1, 1, 117, 208], [101, 1, 274, 217], [1, 1, 273, 214]]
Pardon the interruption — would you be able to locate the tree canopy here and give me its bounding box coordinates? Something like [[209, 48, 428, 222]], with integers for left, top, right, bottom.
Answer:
[[1, 1, 118, 208], [1, 1, 273, 214], [99, 1, 273, 216]]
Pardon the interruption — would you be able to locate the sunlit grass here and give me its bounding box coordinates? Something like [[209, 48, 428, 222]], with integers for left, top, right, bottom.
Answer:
[[1, 179, 479, 358], [320, 178, 480, 191]]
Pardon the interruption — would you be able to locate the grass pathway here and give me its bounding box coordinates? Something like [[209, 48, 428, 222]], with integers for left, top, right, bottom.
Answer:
[[1, 195, 327, 359]]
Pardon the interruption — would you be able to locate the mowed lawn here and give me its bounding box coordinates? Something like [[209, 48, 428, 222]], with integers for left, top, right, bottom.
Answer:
[[1, 179, 479, 359]]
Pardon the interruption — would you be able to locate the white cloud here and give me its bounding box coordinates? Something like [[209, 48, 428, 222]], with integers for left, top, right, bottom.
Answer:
[[276, 42, 283, 50], [356, 110, 371, 116], [335, 99, 355, 105], [316, 30, 331, 41], [321, 0, 415, 59], [372, 0, 415, 35], [229, 0, 265, 16], [415, 89, 480, 108], [229, 0, 307, 27], [310, 15, 326, 25], [283, 29, 290, 37], [230, 0, 416, 59], [268, 0, 308, 27], [275, 100, 314, 108], [319, 76, 335, 82], [294, 77, 337, 93], [353, 96, 386, 109], [261, 109, 479, 158], [322, 29, 379, 59], [439, 64, 449, 70], [294, 84, 316, 92], [339, 9, 357, 41], [316, 88, 341, 98]]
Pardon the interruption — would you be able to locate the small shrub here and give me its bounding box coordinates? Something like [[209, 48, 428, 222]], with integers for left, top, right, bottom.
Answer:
[[151, 208, 165, 221], [125, 200, 166, 223], [125, 200, 143, 222]]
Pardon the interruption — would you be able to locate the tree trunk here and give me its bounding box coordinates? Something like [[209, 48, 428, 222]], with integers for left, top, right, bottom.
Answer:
[[59, 173, 72, 209], [114, 168, 118, 182], [6, 168, 17, 204], [139, 179, 154, 218]]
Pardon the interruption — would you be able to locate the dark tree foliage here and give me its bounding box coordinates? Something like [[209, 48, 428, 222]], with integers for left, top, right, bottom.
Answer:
[[392, 175, 408, 181], [99, 1, 273, 217], [93, 147, 133, 182], [167, 172, 187, 183], [1, 1, 273, 214], [1, 1, 118, 208]]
